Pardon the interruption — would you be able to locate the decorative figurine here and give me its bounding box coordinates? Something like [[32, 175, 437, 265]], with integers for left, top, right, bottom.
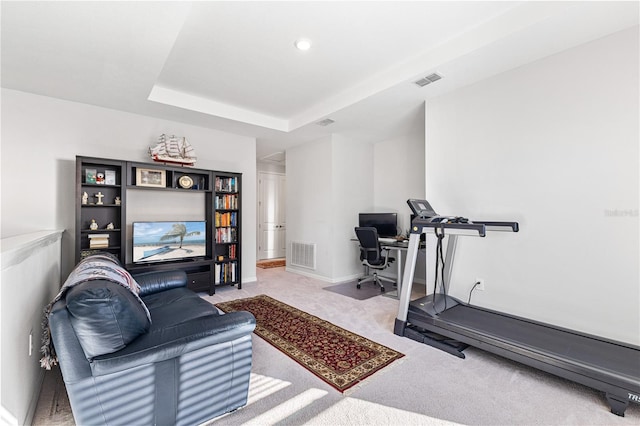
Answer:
[[114, 196, 121, 205], [95, 192, 104, 205], [89, 219, 98, 230], [106, 222, 115, 230], [96, 172, 105, 184], [82, 192, 88, 205]]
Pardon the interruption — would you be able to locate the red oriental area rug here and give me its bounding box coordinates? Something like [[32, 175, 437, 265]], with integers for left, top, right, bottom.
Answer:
[[215, 294, 404, 392]]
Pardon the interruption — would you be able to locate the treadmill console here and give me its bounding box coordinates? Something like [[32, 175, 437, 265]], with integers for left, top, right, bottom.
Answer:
[[407, 199, 437, 218], [407, 199, 469, 223]]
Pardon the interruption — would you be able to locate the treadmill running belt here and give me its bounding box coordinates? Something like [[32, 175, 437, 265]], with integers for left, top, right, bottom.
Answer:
[[437, 304, 639, 383]]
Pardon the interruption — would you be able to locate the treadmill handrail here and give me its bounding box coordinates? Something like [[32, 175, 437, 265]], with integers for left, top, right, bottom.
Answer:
[[472, 221, 519, 232], [411, 220, 486, 237], [411, 219, 520, 236], [398, 216, 520, 325]]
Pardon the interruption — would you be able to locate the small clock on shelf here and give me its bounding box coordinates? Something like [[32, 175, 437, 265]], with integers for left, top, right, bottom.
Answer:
[[178, 175, 194, 189]]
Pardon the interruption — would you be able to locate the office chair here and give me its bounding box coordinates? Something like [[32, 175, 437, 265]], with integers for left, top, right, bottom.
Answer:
[[354, 227, 395, 292]]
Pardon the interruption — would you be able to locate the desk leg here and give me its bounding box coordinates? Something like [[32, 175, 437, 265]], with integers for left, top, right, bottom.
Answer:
[[396, 248, 403, 298]]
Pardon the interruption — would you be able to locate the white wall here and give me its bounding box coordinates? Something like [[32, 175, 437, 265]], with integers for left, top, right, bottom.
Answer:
[[372, 121, 427, 282], [425, 27, 639, 344], [286, 136, 334, 278], [285, 119, 426, 283], [286, 135, 374, 281], [1, 89, 258, 282], [1, 231, 63, 426], [332, 135, 374, 280], [373, 109, 426, 233]]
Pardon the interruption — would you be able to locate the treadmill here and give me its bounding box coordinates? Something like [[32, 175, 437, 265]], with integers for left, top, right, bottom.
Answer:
[[394, 199, 640, 416]]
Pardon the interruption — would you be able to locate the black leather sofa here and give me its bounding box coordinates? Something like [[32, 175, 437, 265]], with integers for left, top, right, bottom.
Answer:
[[48, 266, 256, 426]]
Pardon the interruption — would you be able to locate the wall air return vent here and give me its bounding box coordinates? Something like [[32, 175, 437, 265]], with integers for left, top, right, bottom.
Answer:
[[316, 118, 335, 126], [290, 241, 316, 269], [414, 72, 443, 87]]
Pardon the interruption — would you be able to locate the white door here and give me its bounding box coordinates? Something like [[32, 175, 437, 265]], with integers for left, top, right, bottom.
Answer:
[[258, 172, 286, 260]]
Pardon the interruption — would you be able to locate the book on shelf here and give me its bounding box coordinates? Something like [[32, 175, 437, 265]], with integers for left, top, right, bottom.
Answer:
[[215, 211, 238, 227], [90, 243, 109, 247], [215, 176, 238, 193], [105, 170, 116, 185], [89, 233, 109, 248], [215, 194, 238, 210], [215, 227, 237, 243], [85, 169, 97, 184], [214, 261, 237, 284]]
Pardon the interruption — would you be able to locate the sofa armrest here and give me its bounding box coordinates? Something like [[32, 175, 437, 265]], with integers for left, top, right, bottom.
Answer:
[[49, 300, 93, 382], [90, 311, 256, 376], [132, 270, 187, 296]]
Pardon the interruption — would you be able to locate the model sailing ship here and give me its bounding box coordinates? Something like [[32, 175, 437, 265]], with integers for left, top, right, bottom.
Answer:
[[149, 134, 197, 166]]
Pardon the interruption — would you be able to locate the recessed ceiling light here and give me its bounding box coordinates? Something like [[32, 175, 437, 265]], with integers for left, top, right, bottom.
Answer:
[[294, 38, 312, 51]]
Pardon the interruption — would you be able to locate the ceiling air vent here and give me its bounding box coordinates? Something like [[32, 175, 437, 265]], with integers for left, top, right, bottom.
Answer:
[[316, 118, 335, 126], [414, 72, 443, 87]]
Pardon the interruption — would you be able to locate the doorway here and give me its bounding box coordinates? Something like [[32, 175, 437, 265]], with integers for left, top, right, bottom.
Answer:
[[257, 172, 286, 260]]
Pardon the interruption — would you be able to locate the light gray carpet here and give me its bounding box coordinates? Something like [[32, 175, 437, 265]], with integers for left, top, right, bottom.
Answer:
[[203, 268, 640, 425], [34, 267, 640, 425]]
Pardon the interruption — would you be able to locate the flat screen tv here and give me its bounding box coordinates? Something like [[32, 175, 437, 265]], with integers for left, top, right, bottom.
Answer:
[[358, 213, 398, 238], [132, 221, 206, 264]]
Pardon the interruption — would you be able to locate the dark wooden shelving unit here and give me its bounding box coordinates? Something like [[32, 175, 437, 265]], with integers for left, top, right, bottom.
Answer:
[[213, 173, 242, 288], [75, 156, 242, 295], [76, 156, 126, 263]]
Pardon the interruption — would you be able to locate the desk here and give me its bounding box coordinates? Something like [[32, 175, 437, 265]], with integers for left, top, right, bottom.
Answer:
[[379, 240, 410, 299], [351, 237, 413, 299]]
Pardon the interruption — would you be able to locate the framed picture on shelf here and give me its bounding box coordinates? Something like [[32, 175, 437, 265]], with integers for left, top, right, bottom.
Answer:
[[85, 168, 97, 184], [136, 168, 166, 188], [105, 170, 116, 185]]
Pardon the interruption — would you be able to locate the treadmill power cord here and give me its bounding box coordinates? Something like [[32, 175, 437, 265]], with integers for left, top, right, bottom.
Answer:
[[467, 281, 482, 305]]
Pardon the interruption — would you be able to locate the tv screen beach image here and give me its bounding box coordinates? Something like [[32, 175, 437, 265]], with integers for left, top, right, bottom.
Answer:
[[133, 221, 206, 263]]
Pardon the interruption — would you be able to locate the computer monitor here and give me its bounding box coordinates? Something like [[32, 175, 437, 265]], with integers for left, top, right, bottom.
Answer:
[[358, 213, 398, 238]]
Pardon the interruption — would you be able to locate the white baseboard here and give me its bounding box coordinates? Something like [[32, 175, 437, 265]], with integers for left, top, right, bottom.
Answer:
[[284, 267, 361, 284]]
